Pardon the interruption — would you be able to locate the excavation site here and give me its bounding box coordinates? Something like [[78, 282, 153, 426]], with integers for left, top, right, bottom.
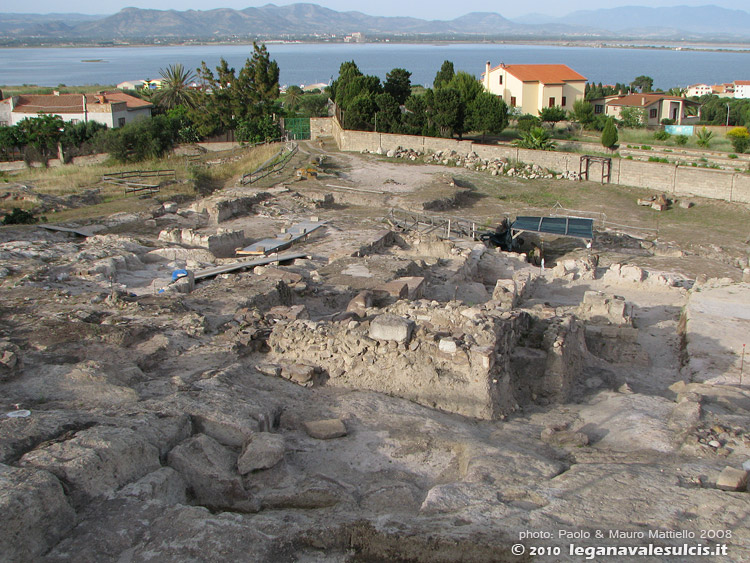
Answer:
[[1, 137, 750, 562]]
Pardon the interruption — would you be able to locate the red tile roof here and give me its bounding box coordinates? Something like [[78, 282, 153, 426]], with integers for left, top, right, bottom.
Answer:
[[9, 94, 85, 114], [734, 80, 750, 86], [492, 64, 587, 84], [605, 93, 684, 107], [85, 91, 153, 109], [2, 91, 152, 114]]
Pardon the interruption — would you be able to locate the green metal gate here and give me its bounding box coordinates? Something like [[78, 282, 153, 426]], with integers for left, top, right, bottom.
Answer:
[[284, 117, 311, 140]]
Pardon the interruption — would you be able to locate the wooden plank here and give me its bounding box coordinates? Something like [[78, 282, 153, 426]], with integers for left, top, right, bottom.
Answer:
[[237, 221, 326, 256], [38, 224, 95, 237], [194, 252, 309, 281]]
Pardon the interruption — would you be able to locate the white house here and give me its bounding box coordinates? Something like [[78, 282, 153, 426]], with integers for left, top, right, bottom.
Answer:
[[0, 91, 152, 128], [588, 93, 701, 126], [734, 81, 750, 99], [686, 83, 712, 97]]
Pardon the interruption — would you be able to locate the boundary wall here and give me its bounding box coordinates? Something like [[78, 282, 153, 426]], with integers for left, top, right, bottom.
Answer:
[[312, 116, 750, 205]]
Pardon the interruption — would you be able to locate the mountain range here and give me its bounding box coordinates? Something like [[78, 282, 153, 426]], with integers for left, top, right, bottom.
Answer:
[[1, 3, 750, 41]]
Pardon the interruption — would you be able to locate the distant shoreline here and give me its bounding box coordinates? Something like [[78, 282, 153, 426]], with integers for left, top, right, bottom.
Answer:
[[1, 39, 750, 54]]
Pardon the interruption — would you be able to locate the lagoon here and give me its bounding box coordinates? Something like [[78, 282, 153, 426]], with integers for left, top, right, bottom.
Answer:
[[1, 42, 749, 90]]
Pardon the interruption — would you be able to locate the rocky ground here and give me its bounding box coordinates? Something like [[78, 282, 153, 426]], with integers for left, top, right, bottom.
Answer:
[[1, 140, 750, 562]]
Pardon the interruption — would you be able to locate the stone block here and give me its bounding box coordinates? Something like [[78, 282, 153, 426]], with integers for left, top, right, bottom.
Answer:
[[118, 467, 187, 504], [541, 427, 589, 447], [439, 338, 458, 354], [716, 466, 749, 491], [0, 464, 75, 561], [375, 280, 409, 299], [369, 314, 413, 343], [347, 290, 373, 317], [396, 276, 425, 299], [237, 433, 286, 474], [167, 434, 258, 512], [492, 279, 517, 307], [281, 364, 315, 385], [19, 426, 161, 508], [303, 419, 347, 440]]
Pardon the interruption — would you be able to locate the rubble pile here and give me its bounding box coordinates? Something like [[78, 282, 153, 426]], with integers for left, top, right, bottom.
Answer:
[[362, 147, 567, 180]]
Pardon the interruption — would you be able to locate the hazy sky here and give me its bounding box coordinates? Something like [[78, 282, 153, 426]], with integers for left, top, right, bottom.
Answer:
[[8, 0, 750, 20]]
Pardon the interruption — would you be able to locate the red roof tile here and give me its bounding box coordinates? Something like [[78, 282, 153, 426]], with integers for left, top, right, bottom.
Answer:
[[11, 94, 85, 114], [491, 64, 587, 84], [605, 93, 684, 107], [85, 91, 153, 109], [2, 91, 152, 114]]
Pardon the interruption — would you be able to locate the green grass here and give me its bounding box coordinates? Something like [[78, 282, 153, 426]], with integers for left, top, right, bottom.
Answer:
[[0, 142, 282, 222]]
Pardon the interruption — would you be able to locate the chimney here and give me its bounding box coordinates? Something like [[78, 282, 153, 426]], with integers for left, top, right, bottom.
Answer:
[[642, 97, 646, 105]]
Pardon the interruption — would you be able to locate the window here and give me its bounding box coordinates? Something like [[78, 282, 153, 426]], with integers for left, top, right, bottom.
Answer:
[[499, 75, 503, 85], [510, 96, 517, 107], [561, 96, 567, 107], [549, 97, 555, 107], [649, 108, 657, 119], [594, 105, 604, 114], [118, 118, 126, 127]]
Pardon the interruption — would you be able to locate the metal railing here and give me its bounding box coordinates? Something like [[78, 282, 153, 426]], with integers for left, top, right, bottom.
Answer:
[[102, 169, 176, 194], [240, 141, 298, 185], [387, 208, 483, 241]]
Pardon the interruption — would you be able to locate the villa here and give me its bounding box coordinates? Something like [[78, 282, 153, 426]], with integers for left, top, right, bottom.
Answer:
[[481, 62, 587, 115]]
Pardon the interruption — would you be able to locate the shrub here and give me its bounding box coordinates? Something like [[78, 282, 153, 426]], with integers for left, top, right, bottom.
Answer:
[[640, 145, 652, 150], [729, 153, 738, 159], [2, 207, 40, 225], [726, 126, 749, 154], [674, 135, 688, 146], [653, 130, 671, 141], [660, 118, 675, 125], [104, 115, 179, 163], [516, 114, 541, 133], [648, 156, 669, 163]]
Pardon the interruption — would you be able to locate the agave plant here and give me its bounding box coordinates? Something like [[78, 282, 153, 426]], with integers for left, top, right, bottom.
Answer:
[[153, 63, 199, 110], [514, 126, 557, 151]]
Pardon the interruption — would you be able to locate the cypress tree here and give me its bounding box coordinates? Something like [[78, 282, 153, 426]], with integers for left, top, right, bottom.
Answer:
[[601, 118, 618, 151]]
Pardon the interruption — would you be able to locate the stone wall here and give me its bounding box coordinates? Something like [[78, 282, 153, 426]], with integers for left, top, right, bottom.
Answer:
[[267, 302, 530, 419], [316, 116, 750, 205], [158, 228, 246, 258]]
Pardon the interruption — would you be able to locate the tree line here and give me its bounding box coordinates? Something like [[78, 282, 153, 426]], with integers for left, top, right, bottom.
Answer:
[[330, 60, 509, 140]]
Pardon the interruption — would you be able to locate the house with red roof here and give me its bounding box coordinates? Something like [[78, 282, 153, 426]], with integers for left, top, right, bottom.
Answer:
[[588, 93, 701, 126], [481, 62, 587, 116], [0, 91, 152, 128]]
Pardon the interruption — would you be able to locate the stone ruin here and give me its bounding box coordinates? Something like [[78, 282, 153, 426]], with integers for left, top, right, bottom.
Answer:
[[265, 280, 590, 419]]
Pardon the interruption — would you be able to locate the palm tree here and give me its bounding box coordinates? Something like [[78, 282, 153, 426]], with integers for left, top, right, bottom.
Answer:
[[153, 63, 198, 110], [284, 85, 303, 114]]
